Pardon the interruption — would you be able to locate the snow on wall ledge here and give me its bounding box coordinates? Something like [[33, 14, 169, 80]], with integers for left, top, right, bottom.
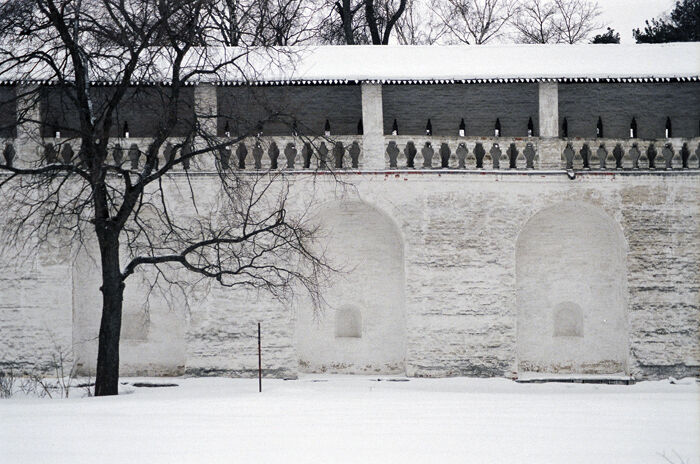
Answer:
[[3, 43, 698, 84], [0, 172, 698, 380]]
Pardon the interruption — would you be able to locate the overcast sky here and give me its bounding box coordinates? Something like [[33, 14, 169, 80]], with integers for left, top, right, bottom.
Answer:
[[600, 0, 676, 42]]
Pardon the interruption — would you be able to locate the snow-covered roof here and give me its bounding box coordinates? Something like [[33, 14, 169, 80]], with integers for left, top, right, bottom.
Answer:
[[232, 43, 700, 84], [2, 43, 699, 85]]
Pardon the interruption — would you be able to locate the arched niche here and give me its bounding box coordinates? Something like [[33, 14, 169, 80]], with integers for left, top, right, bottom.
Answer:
[[296, 200, 406, 373], [335, 306, 363, 338], [516, 202, 628, 375], [553, 302, 583, 337], [72, 232, 186, 376]]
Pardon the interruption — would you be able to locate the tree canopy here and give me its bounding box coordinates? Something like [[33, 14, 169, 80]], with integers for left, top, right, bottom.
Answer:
[[634, 0, 700, 43]]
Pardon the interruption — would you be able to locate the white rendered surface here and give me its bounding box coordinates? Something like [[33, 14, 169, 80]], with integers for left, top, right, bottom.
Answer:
[[516, 202, 629, 374], [296, 200, 406, 373]]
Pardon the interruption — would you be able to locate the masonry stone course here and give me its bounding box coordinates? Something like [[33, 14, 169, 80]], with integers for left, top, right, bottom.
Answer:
[[0, 78, 698, 381]]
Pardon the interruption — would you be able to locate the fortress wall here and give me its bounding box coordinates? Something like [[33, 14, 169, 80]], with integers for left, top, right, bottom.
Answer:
[[559, 82, 700, 139], [39, 86, 196, 138], [0, 86, 15, 138], [0, 236, 72, 373], [0, 173, 697, 379], [382, 84, 540, 137], [216, 85, 363, 137], [295, 200, 406, 374]]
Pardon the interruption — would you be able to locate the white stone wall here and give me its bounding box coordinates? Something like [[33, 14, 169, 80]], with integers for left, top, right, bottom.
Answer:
[[295, 200, 406, 373], [1, 172, 698, 379], [0, 239, 72, 372], [516, 202, 628, 374]]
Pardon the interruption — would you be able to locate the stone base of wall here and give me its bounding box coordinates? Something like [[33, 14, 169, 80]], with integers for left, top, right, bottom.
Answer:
[[1, 172, 698, 380]]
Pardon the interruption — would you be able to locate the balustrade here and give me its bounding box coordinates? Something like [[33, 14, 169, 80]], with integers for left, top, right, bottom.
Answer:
[[1, 135, 699, 172], [561, 138, 700, 171], [0, 135, 364, 172], [384, 136, 700, 171], [384, 136, 539, 170]]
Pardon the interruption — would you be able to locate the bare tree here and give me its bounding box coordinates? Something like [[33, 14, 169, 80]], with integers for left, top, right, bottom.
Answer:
[[365, 0, 408, 44], [433, 0, 519, 44], [206, 0, 261, 46], [206, 0, 323, 46], [511, 0, 603, 44], [324, 0, 367, 44], [552, 0, 601, 44], [257, 0, 321, 45], [0, 0, 331, 396], [394, 0, 445, 44], [322, 0, 407, 45], [512, 0, 558, 43]]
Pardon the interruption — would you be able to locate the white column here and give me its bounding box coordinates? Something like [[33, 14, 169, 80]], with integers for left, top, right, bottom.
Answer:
[[538, 82, 562, 169], [15, 84, 42, 167], [194, 83, 218, 138], [194, 83, 218, 170], [361, 83, 385, 170]]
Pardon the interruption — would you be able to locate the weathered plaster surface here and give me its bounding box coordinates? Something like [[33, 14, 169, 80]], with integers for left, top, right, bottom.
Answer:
[[1, 172, 698, 380]]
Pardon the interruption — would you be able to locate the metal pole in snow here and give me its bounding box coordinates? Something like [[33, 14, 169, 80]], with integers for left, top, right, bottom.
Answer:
[[258, 322, 262, 393]]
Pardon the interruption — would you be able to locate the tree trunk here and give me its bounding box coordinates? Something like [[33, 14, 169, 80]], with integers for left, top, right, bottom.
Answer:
[[338, 0, 355, 44], [365, 0, 383, 44], [94, 232, 124, 396]]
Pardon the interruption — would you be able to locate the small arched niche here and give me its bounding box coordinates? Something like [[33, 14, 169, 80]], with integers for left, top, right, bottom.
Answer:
[[553, 302, 583, 337], [335, 306, 362, 338]]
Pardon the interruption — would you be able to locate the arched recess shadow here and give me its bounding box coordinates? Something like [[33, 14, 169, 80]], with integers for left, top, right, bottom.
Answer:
[[295, 199, 406, 374], [71, 209, 186, 376], [515, 202, 629, 375]]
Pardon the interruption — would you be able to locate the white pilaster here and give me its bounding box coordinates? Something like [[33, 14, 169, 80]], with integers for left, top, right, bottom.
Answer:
[[538, 82, 561, 169], [15, 84, 42, 167], [538, 82, 559, 138], [194, 83, 218, 138], [194, 83, 218, 170], [361, 83, 385, 170]]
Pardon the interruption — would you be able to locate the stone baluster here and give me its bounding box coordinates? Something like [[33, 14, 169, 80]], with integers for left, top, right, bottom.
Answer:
[[613, 144, 624, 169], [318, 142, 329, 170], [563, 143, 575, 170], [284, 142, 297, 169], [596, 144, 608, 169], [113, 144, 124, 165], [302, 143, 312, 169], [386, 141, 399, 169], [579, 144, 591, 169], [628, 144, 641, 169], [2, 142, 15, 167], [404, 141, 417, 168], [692, 143, 700, 169], [252, 141, 263, 170], [349, 141, 361, 169], [490, 143, 502, 169], [333, 142, 344, 169], [647, 143, 657, 169], [236, 142, 248, 169], [439, 142, 451, 168], [218, 146, 231, 170], [61, 144, 74, 164], [661, 144, 674, 169], [421, 142, 434, 169], [269, 142, 280, 169], [456, 143, 468, 169], [474, 143, 485, 169]]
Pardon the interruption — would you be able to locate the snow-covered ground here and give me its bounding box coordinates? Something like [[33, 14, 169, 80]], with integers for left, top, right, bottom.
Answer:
[[1, 376, 698, 464]]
